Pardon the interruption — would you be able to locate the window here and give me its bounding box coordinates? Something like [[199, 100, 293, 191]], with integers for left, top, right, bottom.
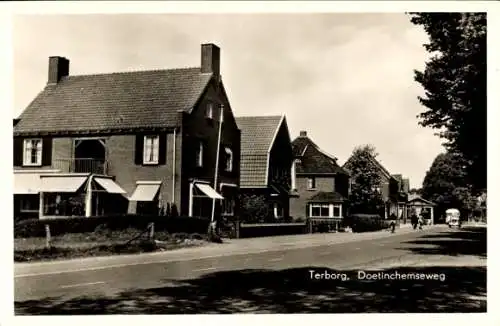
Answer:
[[291, 160, 297, 190], [143, 135, 160, 164], [222, 198, 234, 216], [333, 204, 342, 217], [19, 196, 39, 213], [307, 177, 316, 190], [224, 147, 233, 172], [205, 103, 214, 119], [196, 141, 204, 167], [273, 202, 283, 218], [310, 203, 330, 217], [23, 139, 42, 166]]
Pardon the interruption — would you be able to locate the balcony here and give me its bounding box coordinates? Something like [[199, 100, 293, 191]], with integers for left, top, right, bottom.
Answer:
[[53, 158, 109, 175]]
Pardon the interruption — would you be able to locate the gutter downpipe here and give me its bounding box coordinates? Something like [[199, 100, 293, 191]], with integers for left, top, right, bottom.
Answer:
[[172, 128, 176, 204]]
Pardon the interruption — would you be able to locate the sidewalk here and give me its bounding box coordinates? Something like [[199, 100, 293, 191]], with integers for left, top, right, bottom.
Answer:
[[15, 225, 445, 276]]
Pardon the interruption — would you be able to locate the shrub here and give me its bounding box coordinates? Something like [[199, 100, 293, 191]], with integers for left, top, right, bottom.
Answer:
[[347, 214, 385, 232], [14, 215, 211, 238]]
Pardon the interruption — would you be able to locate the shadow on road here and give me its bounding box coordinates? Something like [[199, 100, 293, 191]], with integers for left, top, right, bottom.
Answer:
[[400, 226, 486, 258], [15, 265, 486, 314]]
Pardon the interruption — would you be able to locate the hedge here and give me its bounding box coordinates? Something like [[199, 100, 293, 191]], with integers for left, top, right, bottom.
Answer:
[[238, 223, 307, 238], [14, 215, 211, 238], [344, 214, 386, 233]]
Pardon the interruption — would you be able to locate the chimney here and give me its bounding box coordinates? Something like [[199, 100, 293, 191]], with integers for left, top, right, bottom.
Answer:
[[201, 43, 220, 77], [299, 131, 307, 137], [48, 56, 69, 84]]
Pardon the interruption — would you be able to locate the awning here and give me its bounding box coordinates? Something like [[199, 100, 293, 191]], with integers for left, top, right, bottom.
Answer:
[[129, 183, 161, 201], [94, 177, 126, 194], [14, 173, 42, 194], [195, 183, 224, 199], [39, 176, 88, 193]]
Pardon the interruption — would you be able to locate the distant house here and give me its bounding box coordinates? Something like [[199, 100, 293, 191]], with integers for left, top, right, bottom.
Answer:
[[407, 193, 435, 224], [343, 154, 408, 219], [236, 115, 293, 221], [290, 131, 350, 220], [13, 43, 241, 220]]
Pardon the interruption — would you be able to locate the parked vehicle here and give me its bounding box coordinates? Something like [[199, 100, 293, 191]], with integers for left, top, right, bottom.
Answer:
[[446, 208, 461, 228]]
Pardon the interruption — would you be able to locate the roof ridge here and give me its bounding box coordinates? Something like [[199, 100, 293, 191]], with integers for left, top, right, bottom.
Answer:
[[236, 114, 283, 118], [67, 66, 206, 78]]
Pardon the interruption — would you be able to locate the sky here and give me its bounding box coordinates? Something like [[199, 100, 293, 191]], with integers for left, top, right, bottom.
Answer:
[[12, 13, 445, 188]]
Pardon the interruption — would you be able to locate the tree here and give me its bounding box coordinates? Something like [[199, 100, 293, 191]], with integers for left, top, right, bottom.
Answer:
[[409, 13, 486, 192], [239, 194, 270, 223], [344, 145, 385, 215], [422, 152, 475, 219]]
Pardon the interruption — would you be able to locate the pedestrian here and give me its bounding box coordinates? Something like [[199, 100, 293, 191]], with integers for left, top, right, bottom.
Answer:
[[418, 215, 424, 230], [411, 213, 418, 230]]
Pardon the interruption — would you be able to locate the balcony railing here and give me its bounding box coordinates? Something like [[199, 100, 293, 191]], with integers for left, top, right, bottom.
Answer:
[[53, 158, 109, 175]]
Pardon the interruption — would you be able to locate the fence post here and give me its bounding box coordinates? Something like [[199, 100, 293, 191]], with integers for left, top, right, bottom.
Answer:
[[148, 222, 155, 240], [45, 224, 51, 249], [235, 219, 240, 239]]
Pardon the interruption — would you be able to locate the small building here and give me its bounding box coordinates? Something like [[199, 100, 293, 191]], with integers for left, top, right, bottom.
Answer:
[[406, 194, 435, 224], [236, 115, 293, 221]]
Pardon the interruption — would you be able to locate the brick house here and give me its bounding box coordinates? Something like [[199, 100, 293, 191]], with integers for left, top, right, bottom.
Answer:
[[289, 131, 350, 220], [342, 154, 408, 219], [13, 43, 241, 220], [235, 115, 293, 221]]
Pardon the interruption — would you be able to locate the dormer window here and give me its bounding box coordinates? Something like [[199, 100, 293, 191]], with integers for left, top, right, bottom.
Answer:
[[224, 147, 233, 172], [23, 139, 42, 166], [205, 103, 214, 119], [143, 135, 160, 164]]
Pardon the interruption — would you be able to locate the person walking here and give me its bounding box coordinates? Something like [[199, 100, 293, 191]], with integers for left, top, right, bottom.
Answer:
[[411, 213, 418, 230], [418, 215, 424, 230]]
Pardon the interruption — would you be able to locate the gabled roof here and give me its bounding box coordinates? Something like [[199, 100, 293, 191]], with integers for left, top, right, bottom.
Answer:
[[343, 152, 394, 180], [291, 134, 347, 175], [407, 195, 435, 206], [14, 67, 213, 136], [236, 115, 288, 188]]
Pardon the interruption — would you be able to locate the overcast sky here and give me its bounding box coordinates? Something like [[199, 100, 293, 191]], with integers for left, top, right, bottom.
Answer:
[[13, 13, 445, 188]]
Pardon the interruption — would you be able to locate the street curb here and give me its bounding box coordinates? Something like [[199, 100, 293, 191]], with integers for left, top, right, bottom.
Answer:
[[15, 225, 446, 276]]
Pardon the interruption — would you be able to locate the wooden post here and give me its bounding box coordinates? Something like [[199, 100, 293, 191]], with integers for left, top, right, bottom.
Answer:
[[235, 219, 240, 239], [148, 222, 155, 240], [45, 224, 51, 249]]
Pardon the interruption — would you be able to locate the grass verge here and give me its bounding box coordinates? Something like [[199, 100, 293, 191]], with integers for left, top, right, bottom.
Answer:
[[14, 230, 208, 263]]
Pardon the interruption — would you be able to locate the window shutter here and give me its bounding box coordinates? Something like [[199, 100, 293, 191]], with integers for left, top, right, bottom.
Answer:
[[135, 134, 144, 165], [13, 137, 23, 166], [42, 138, 52, 166], [159, 133, 167, 165]]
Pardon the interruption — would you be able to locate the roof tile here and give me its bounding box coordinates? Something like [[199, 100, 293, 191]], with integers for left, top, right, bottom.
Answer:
[[14, 68, 212, 135]]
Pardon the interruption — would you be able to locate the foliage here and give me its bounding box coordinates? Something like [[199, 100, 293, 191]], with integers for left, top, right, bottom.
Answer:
[[422, 152, 475, 216], [409, 13, 486, 192], [238, 194, 270, 223], [344, 145, 385, 215], [344, 214, 385, 233], [14, 215, 211, 238]]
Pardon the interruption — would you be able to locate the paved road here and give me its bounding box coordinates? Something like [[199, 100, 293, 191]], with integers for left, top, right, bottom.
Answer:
[[15, 225, 486, 313]]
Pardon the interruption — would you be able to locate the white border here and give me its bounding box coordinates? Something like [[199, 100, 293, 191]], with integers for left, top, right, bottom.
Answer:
[[2, 1, 498, 326]]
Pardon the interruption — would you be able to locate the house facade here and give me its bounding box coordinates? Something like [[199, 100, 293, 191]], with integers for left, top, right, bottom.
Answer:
[[235, 115, 293, 221], [342, 154, 409, 219], [289, 131, 350, 220], [13, 43, 241, 220]]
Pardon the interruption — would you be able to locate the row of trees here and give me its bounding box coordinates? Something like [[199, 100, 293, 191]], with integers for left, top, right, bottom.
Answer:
[[408, 13, 486, 220]]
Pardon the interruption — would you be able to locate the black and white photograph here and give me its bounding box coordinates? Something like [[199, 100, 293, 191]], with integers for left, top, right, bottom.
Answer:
[[2, 0, 496, 321]]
